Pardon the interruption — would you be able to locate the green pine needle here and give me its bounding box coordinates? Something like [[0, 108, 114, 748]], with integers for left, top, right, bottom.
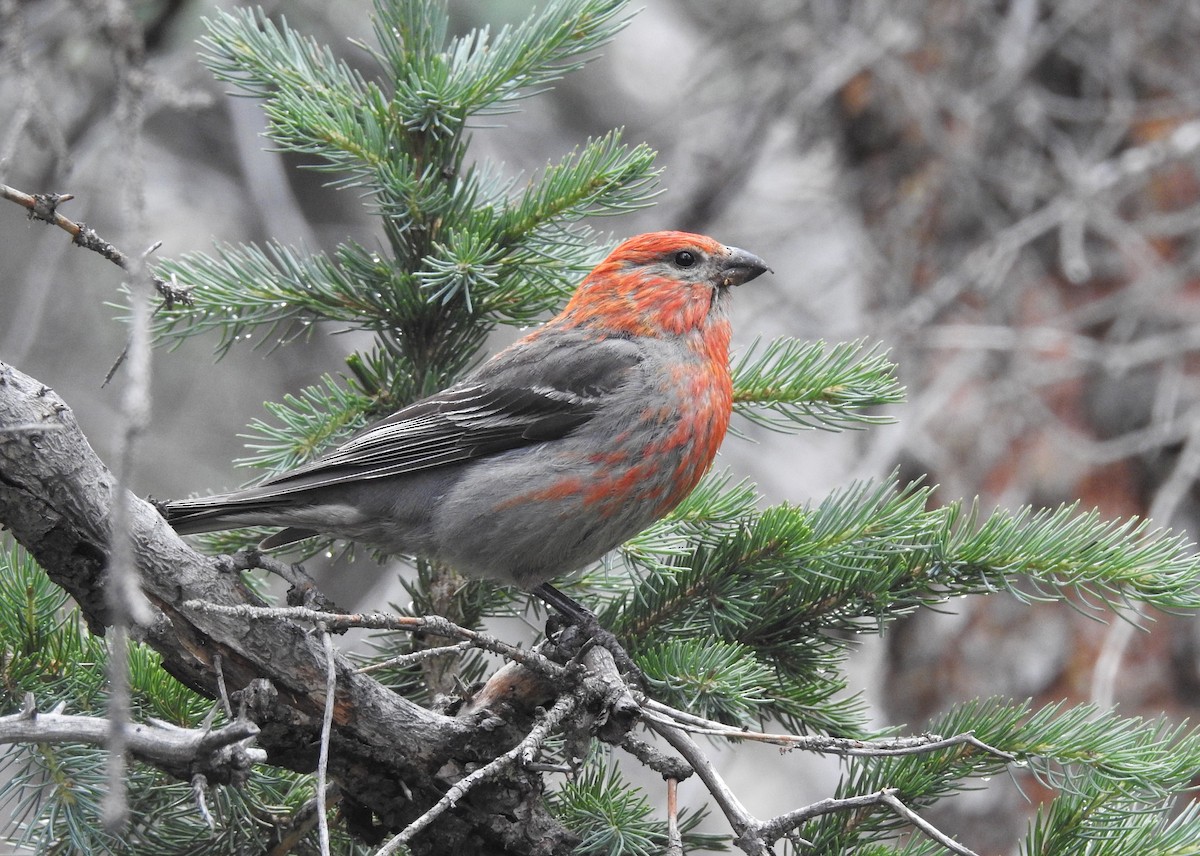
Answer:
[[616, 474, 1200, 735], [795, 699, 1200, 852], [732, 337, 904, 432], [83, 1, 1200, 852], [639, 638, 776, 723], [548, 755, 724, 855], [237, 373, 373, 475]]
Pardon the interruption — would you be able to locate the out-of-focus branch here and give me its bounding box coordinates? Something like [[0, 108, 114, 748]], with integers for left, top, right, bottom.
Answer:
[[0, 183, 191, 307]]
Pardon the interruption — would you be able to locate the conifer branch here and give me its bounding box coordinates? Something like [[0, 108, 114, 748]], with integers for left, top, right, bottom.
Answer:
[[732, 337, 903, 432], [7, 1, 1200, 853]]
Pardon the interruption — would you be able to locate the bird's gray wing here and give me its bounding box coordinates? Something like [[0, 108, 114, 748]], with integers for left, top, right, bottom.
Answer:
[[252, 333, 644, 494]]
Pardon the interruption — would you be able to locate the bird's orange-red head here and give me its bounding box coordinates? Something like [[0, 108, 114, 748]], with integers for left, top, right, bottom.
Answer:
[[555, 231, 768, 338]]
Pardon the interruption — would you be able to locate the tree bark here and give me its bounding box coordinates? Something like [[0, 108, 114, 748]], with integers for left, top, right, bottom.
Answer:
[[0, 359, 577, 855]]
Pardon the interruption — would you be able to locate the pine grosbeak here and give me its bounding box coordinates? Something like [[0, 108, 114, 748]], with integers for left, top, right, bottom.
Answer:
[[165, 231, 769, 599]]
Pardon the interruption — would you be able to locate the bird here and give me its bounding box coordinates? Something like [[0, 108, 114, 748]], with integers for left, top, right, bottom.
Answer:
[[163, 231, 769, 615]]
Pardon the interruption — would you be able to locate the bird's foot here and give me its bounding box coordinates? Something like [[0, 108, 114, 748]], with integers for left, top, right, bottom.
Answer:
[[533, 583, 645, 689]]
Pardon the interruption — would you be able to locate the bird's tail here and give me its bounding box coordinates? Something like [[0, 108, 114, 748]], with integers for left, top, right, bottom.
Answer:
[[161, 494, 264, 535], [163, 495, 319, 549]]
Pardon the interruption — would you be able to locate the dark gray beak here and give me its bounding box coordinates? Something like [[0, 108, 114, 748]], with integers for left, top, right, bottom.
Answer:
[[720, 246, 771, 287]]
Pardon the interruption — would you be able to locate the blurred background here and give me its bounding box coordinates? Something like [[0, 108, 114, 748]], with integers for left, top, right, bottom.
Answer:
[[4, 0, 1200, 851]]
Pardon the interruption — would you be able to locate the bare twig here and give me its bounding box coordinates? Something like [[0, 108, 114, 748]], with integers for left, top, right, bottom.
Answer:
[[212, 654, 233, 719], [754, 787, 980, 856], [192, 774, 215, 831], [266, 789, 340, 856], [217, 549, 333, 610], [376, 693, 579, 856], [0, 183, 191, 306], [182, 600, 568, 681], [642, 699, 1016, 761], [649, 715, 985, 855], [103, 152, 155, 844], [879, 790, 981, 856], [102, 624, 133, 833], [316, 627, 336, 856], [356, 641, 473, 674], [648, 721, 768, 854], [0, 696, 262, 773], [101, 248, 165, 387], [617, 732, 693, 780], [665, 777, 683, 856], [42, 3, 163, 828]]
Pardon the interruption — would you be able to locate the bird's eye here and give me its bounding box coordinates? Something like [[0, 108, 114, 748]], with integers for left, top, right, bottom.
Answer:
[[674, 250, 697, 267]]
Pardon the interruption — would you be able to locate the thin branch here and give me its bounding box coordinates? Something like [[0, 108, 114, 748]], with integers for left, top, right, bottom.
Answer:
[[104, 231, 156, 838], [376, 693, 579, 856], [101, 3, 156, 823], [213, 653, 234, 719], [0, 183, 191, 306], [755, 791, 892, 845], [316, 627, 335, 856], [651, 715, 984, 856], [266, 786, 340, 856], [647, 721, 765, 854], [182, 600, 569, 681], [0, 695, 263, 773], [102, 624, 132, 834], [641, 700, 1016, 761], [192, 773, 215, 831], [879, 790, 981, 856], [665, 777, 683, 856], [356, 641, 473, 674], [754, 787, 980, 856], [217, 549, 334, 610], [617, 732, 693, 781]]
